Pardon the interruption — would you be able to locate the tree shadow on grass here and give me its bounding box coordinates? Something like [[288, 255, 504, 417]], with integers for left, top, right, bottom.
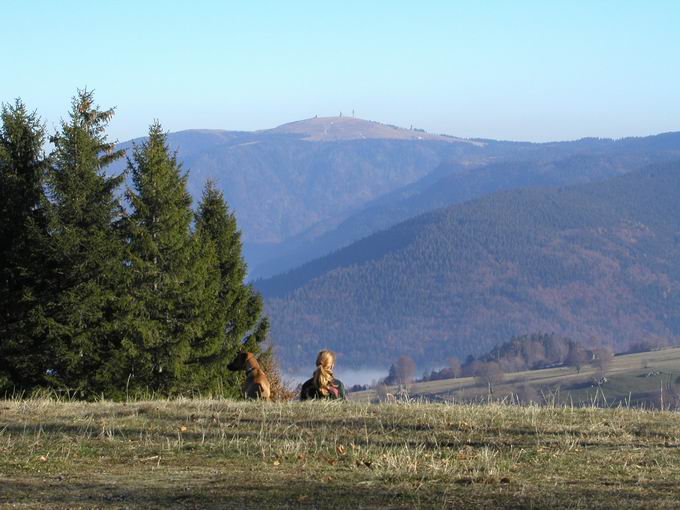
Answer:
[[3, 474, 680, 510], [0, 475, 421, 510]]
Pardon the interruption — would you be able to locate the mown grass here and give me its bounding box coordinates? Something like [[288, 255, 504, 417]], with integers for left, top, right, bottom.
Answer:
[[2, 398, 680, 509]]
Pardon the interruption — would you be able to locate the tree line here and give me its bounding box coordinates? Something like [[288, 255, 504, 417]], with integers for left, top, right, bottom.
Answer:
[[0, 91, 267, 399], [385, 333, 622, 387]]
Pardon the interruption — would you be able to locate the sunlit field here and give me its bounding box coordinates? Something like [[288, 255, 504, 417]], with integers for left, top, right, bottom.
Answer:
[[351, 347, 680, 409], [2, 398, 680, 509]]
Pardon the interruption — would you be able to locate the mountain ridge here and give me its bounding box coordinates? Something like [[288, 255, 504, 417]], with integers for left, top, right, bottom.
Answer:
[[252, 139, 680, 279], [111, 124, 488, 247], [112, 122, 680, 275], [263, 116, 482, 144]]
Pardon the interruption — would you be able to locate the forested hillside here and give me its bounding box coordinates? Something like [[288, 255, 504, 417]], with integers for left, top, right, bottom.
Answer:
[[116, 119, 680, 275], [263, 162, 680, 370], [252, 133, 680, 278]]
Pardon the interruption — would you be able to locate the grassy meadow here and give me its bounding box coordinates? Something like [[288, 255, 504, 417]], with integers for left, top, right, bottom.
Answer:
[[2, 398, 680, 509], [351, 347, 680, 408]]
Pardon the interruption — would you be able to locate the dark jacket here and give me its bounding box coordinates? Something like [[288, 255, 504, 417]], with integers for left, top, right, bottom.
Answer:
[[300, 377, 346, 401]]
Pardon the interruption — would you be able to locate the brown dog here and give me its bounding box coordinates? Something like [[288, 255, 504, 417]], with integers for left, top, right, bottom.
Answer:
[[227, 352, 271, 401]]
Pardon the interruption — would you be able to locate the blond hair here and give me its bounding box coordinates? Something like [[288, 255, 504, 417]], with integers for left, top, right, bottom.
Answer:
[[313, 350, 336, 396]]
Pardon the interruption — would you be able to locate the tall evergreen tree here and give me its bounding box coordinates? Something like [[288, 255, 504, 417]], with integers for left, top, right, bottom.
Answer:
[[45, 90, 127, 396], [193, 181, 269, 395], [0, 100, 51, 393], [124, 122, 216, 394]]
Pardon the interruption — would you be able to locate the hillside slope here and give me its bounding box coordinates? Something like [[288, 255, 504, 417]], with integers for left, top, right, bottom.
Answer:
[[252, 154, 640, 278], [115, 122, 680, 273], [113, 118, 494, 264], [264, 162, 680, 369], [252, 132, 680, 278], [351, 346, 680, 409]]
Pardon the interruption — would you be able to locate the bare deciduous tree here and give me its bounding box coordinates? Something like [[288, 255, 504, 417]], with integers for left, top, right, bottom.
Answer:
[[447, 357, 462, 378], [384, 356, 417, 386], [475, 361, 504, 392], [566, 345, 588, 374], [592, 347, 614, 378], [394, 356, 416, 385]]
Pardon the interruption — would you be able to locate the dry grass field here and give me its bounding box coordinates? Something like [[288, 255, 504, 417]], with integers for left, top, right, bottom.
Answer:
[[2, 398, 680, 509]]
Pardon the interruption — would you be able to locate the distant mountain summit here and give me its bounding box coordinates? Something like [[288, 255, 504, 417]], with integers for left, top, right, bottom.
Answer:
[[113, 119, 482, 250], [265, 116, 479, 144]]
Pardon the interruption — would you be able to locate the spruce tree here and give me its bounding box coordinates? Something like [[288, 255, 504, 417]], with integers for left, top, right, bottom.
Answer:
[[0, 100, 50, 393], [194, 180, 269, 395], [124, 122, 214, 394], [179, 223, 223, 393], [45, 90, 127, 396]]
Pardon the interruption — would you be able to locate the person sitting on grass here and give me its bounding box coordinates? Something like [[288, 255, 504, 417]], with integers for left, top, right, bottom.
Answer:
[[300, 350, 346, 400]]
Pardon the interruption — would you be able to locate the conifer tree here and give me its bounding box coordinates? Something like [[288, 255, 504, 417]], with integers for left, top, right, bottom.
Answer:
[[180, 223, 223, 393], [45, 90, 127, 395], [193, 181, 269, 395], [0, 100, 50, 393], [124, 122, 214, 394]]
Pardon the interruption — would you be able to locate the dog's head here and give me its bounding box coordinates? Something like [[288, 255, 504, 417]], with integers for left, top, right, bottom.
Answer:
[[227, 352, 252, 371]]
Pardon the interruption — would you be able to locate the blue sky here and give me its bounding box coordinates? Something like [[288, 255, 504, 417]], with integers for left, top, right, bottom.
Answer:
[[2, 1, 679, 142]]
